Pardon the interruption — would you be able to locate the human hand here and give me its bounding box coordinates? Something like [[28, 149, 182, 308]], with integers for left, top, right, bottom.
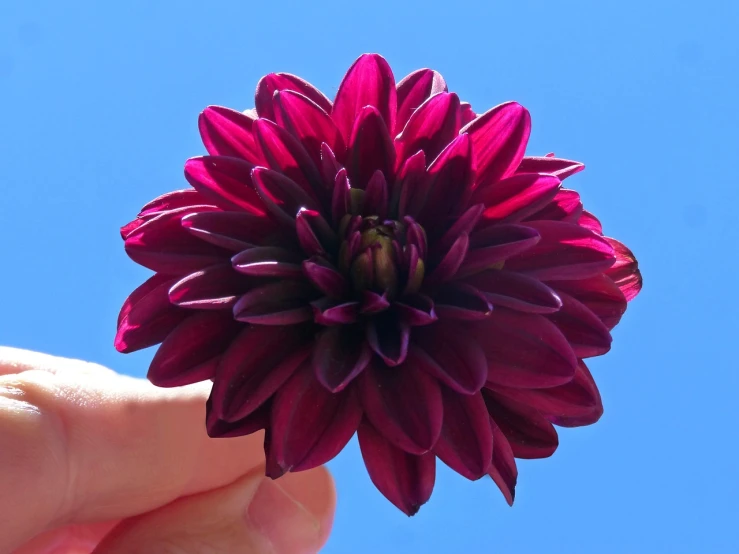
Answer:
[[0, 347, 335, 554]]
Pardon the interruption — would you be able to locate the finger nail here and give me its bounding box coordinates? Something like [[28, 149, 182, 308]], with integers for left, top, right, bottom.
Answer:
[[246, 469, 333, 554]]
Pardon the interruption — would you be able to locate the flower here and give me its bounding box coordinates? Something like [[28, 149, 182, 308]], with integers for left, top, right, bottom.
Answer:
[[116, 53, 642, 515]]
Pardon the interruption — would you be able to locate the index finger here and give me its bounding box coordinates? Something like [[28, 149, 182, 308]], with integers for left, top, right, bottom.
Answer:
[[0, 348, 267, 552]]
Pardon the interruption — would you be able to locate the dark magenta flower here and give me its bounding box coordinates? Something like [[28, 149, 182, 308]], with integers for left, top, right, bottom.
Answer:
[[116, 54, 642, 515]]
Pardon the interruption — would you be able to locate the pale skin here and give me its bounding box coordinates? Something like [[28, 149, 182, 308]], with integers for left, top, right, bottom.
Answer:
[[0, 347, 336, 554]]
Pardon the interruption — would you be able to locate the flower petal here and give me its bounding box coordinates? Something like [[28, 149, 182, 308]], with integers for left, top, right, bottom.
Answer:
[[206, 397, 269, 438], [366, 313, 410, 367], [232, 280, 316, 326], [395, 294, 437, 326], [255, 72, 332, 121], [426, 233, 468, 284], [211, 324, 313, 421], [474, 309, 578, 389], [550, 274, 626, 330], [136, 189, 211, 218], [396, 68, 448, 134], [396, 151, 430, 219], [363, 170, 389, 220], [604, 238, 642, 301], [487, 419, 517, 505], [184, 156, 264, 214], [473, 173, 561, 224], [313, 325, 372, 392], [114, 274, 187, 353], [462, 269, 562, 314], [546, 290, 612, 358], [181, 211, 283, 252], [578, 210, 603, 234], [483, 390, 559, 459], [169, 263, 254, 309], [331, 168, 351, 223], [360, 290, 390, 314], [437, 204, 484, 254], [504, 221, 615, 280], [332, 53, 397, 142], [302, 258, 349, 298], [231, 246, 304, 278], [270, 361, 362, 471], [311, 298, 359, 326], [434, 283, 494, 321], [359, 359, 443, 454], [251, 166, 320, 228], [274, 90, 345, 163], [358, 421, 435, 516], [526, 189, 583, 223], [347, 106, 396, 190], [462, 102, 531, 187], [408, 322, 488, 394], [396, 92, 461, 165], [516, 155, 584, 180], [148, 311, 241, 387], [198, 106, 262, 164], [434, 389, 493, 480], [461, 224, 541, 277]]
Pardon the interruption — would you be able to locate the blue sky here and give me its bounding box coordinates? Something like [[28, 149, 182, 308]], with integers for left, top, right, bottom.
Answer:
[[1, 0, 738, 552]]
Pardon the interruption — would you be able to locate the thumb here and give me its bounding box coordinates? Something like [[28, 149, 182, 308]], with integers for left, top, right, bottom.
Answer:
[[93, 466, 335, 554]]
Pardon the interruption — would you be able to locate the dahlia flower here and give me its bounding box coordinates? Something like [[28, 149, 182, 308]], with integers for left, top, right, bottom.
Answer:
[[116, 54, 642, 515]]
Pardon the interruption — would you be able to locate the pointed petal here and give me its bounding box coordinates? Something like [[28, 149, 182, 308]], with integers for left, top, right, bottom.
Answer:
[[255, 72, 332, 121], [124, 207, 229, 274], [169, 263, 253, 309], [474, 309, 578, 388], [504, 221, 616, 280], [270, 360, 362, 471], [252, 118, 322, 192], [526, 189, 583, 223], [516, 156, 584, 180], [360, 290, 390, 314], [274, 90, 345, 162], [426, 233, 468, 284], [396, 92, 461, 165], [347, 106, 396, 189], [409, 322, 488, 394], [395, 68, 447, 134], [198, 106, 262, 164], [302, 258, 349, 298], [462, 269, 562, 314], [461, 224, 541, 276], [115, 274, 187, 353], [332, 53, 397, 142], [363, 170, 389, 219], [433, 283, 494, 321], [358, 421, 435, 516], [148, 312, 241, 387], [136, 189, 211, 218], [483, 390, 559, 459], [460, 102, 476, 125], [251, 166, 320, 228], [311, 298, 359, 326], [206, 397, 269, 438], [604, 238, 642, 301], [233, 280, 316, 325], [313, 325, 372, 392], [211, 324, 313, 421], [462, 102, 531, 186], [395, 294, 437, 326], [396, 151, 430, 219], [231, 246, 304, 278], [488, 419, 518, 505], [434, 389, 493, 480], [181, 211, 283, 251], [546, 290, 612, 358], [184, 156, 264, 214], [366, 314, 410, 367], [550, 274, 626, 329], [295, 208, 339, 256], [331, 168, 351, 223], [437, 204, 484, 254], [359, 359, 443, 454], [578, 210, 603, 234], [473, 173, 561, 224], [320, 142, 342, 188]]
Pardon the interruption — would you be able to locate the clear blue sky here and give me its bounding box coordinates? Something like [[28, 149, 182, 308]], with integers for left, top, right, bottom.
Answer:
[[2, 0, 738, 552]]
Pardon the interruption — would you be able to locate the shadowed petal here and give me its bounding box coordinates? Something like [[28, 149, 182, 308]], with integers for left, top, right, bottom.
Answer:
[[206, 398, 270, 438], [182, 211, 284, 252], [546, 290, 612, 358], [437, 204, 484, 254], [270, 361, 362, 472], [550, 275, 626, 330], [472, 173, 561, 224], [462, 269, 562, 314], [184, 156, 264, 214], [136, 189, 211, 218], [311, 298, 360, 325], [251, 166, 320, 228], [231, 246, 304, 278], [358, 421, 436, 516], [366, 313, 410, 366], [488, 419, 518, 505], [396, 68, 447, 134], [148, 311, 241, 387], [409, 322, 488, 394], [296, 208, 339, 256], [198, 106, 262, 164], [360, 290, 390, 314], [169, 263, 254, 309], [233, 281, 317, 325], [397, 151, 429, 219], [332, 53, 397, 142], [115, 274, 187, 353], [427, 233, 468, 284], [255, 72, 332, 121], [504, 221, 615, 281], [395, 294, 437, 326], [313, 325, 372, 392], [526, 189, 583, 223], [363, 170, 389, 220], [483, 390, 559, 459], [348, 106, 396, 189], [434, 389, 493, 480], [331, 168, 351, 223], [604, 238, 642, 301], [474, 309, 578, 389], [461, 224, 541, 277], [516, 156, 584, 180], [302, 258, 349, 298], [462, 102, 531, 187], [359, 359, 443, 454], [211, 324, 313, 421], [396, 92, 461, 165], [434, 283, 493, 321]]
